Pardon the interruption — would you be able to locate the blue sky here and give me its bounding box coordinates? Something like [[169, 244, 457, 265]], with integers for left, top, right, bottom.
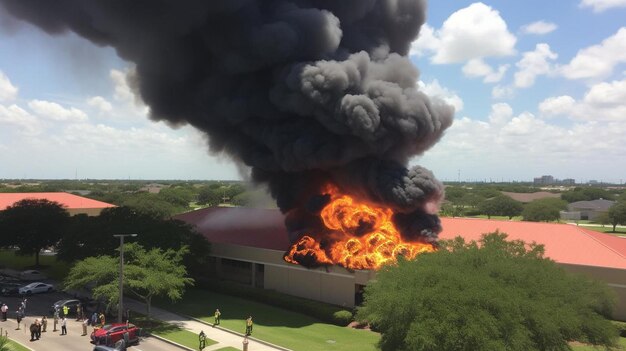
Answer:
[[1, 1, 625, 183]]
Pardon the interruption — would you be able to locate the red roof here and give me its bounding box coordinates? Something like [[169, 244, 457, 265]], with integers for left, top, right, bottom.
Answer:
[[0, 192, 116, 211], [175, 208, 626, 270]]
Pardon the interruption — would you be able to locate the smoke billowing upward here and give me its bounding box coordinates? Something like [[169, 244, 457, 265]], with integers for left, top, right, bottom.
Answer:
[[1, 0, 453, 247]]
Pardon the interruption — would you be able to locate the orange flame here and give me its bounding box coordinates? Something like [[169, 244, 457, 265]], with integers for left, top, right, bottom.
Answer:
[[284, 185, 435, 270]]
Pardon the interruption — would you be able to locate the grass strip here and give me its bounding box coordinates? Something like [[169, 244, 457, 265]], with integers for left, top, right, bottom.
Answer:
[[133, 315, 217, 350], [157, 288, 379, 351], [7, 339, 31, 351]]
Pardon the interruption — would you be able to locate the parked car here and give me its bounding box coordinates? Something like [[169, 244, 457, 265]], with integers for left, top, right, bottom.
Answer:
[[19, 270, 47, 281], [93, 339, 126, 351], [51, 299, 81, 315], [0, 283, 21, 296], [18, 282, 54, 295], [91, 323, 141, 346]]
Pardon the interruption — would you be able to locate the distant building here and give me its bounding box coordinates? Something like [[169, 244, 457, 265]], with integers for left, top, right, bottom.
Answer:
[[560, 199, 615, 221], [532, 175, 576, 185], [0, 192, 115, 216], [533, 175, 555, 185], [175, 207, 626, 321]]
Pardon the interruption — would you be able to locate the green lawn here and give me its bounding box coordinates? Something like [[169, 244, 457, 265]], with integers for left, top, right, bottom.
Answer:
[[133, 315, 217, 350], [214, 348, 241, 351], [7, 340, 30, 351], [0, 249, 71, 280], [157, 289, 379, 351], [571, 337, 626, 350], [572, 224, 626, 235]]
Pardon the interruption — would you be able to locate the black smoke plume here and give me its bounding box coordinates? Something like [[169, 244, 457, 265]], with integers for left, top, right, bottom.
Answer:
[[1, 0, 454, 254]]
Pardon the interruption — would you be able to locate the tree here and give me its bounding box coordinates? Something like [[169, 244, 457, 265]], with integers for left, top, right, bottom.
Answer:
[[607, 201, 626, 232], [197, 187, 222, 206], [522, 198, 567, 222], [64, 243, 193, 317], [56, 207, 210, 274], [0, 199, 70, 266], [561, 187, 615, 203], [478, 195, 523, 219], [356, 233, 618, 351]]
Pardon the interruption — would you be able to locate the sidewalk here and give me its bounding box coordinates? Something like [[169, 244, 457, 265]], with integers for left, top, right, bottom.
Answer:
[[124, 299, 290, 351]]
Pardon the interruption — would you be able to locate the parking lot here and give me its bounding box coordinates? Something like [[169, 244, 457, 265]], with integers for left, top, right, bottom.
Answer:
[[0, 276, 184, 351]]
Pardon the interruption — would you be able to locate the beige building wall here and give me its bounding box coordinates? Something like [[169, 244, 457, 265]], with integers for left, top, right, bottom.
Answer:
[[560, 264, 626, 321], [210, 243, 626, 320]]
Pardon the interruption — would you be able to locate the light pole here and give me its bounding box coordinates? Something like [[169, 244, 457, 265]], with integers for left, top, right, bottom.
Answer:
[[113, 234, 137, 323]]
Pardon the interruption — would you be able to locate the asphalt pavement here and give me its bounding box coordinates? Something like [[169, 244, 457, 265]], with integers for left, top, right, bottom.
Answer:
[[0, 291, 189, 351]]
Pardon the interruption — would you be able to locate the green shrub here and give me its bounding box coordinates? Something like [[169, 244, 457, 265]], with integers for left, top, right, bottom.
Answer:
[[613, 321, 626, 337], [197, 279, 353, 326], [333, 310, 354, 325]]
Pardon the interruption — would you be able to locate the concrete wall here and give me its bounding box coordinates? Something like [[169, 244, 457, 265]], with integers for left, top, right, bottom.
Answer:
[[560, 264, 626, 321], [209, 243, 626, 319]]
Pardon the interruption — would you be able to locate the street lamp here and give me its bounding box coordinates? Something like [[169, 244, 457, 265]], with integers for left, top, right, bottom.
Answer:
[[113, 234, 137, 323]]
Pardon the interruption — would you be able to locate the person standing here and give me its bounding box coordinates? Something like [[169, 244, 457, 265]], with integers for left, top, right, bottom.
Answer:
[[1, 303, 7, 321], [62, 305, 69, 318], [36, 319, 42, 339], [82, 318, 88, 336], [16, 310, 23, 330], [53, 308, 59, 331], [214, 309, 221, 326], [30, 321, 38, 341], [42, 316, 47, 332], [76, 304, 82, 321], [245, 316, 253, 336], [199, 330, 206, 350], [99, 312, 105, 327], [60, 317, 67, 335], [91, 312, 98, 326]]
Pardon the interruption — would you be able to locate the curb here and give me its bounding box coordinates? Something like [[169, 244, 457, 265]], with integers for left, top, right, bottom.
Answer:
[[9, 339, 34, 351], [148, 333, 196, 351], [184, 315, 292, 351]]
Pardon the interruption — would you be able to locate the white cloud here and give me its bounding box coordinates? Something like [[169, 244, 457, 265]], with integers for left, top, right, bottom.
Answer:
[[87, 96, 113, 113], [410, 24, 439, 57], [560, 27, 626, 80], [514, 43, 558, 88], [462, 58, 509, 83], [420, 104, 626, 180], [520, 21, 558, 35], [538, 78, 626, 121], [538, 95, 576, 116], [28, 100, 88, 122], [583, 79, 626, 106], [488, 102, 513, 124], [0, 103, 42, 135], [0, 70, 18, 102], [110, 69, 136, 102], [411, 2, 516, 64], [580, 0, 626, 12], [418, 80, 464, 113], [491, 85, 514, 99]]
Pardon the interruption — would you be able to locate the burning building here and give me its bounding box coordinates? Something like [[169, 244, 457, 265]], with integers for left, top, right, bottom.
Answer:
[[1, 0, 454, 269], [175, 207, 626, 320]]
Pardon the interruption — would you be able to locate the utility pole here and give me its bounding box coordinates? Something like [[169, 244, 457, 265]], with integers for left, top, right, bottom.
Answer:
[[113, 234, 137, 323]]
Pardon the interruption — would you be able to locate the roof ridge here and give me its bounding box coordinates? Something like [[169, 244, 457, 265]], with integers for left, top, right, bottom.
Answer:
[[573, 226, 626, 260]]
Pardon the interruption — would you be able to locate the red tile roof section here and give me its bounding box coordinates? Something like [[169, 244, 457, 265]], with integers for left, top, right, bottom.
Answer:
[[438, 218, 626, 269], [0, 192, 116, 211], [175, 207, 626, 270]]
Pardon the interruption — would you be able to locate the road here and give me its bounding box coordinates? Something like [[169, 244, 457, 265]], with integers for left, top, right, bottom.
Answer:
[[1, 290, 185, 351]]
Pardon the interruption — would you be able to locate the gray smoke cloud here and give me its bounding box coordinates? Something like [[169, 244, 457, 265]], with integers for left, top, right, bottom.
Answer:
[[1, 0, 453, 245]]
